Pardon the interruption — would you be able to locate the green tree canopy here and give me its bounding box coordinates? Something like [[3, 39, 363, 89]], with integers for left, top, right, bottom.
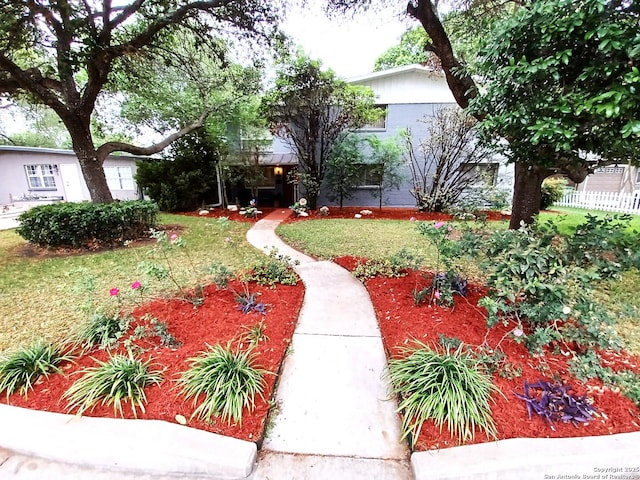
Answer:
[[374, 27, 440, 71], [260, 55, 380, 209], [325, 133, 365, 208], [470, 0, 640, 161], [0, 1, 284, 203], [468, 0, 639, 226]]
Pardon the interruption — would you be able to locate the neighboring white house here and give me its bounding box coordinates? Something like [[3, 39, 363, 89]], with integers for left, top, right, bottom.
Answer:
[[574, 164, 640, 194], [0, 146, 143, 205]]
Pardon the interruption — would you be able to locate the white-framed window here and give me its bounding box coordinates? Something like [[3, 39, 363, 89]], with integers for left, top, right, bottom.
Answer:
[[595, 166, 624, 174], [355, 164, 382, 188], [361, 105, 387, 130], [25, 164, 57, 190], [459, 162, 499, 186], [636, 169, 640, 184], [104, 166, 134, 190]]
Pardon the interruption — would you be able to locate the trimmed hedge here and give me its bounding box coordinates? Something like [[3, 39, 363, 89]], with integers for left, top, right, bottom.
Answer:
[[16, 200, 159, 248]]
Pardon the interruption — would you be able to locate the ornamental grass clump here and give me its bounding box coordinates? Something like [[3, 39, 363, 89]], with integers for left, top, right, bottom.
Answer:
[[0, 340, 73, 399], [64, 354, 163, 417], [387, 341, 499, 446], [74, 312, 131, 350], [178, 343, 268, 425]]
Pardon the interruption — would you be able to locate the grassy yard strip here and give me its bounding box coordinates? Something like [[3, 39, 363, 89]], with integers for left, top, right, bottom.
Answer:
[[540, 206, 640, 234], [0, 214, 262, 355]]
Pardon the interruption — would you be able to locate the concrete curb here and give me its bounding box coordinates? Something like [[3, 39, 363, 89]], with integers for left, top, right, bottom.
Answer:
[[411, 431, 640, 479], [0, 404, 257, 479]]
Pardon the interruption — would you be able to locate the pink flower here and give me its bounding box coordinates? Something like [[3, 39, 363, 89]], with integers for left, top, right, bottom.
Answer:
[[131, 281, 142, 290], [109, 288, 119, 296], [513, 328, 524, 337], [434, 221, 446, 229], [409, 216, 417, 222], [170, 234, 179, 244], [434, 290, 441, 300]]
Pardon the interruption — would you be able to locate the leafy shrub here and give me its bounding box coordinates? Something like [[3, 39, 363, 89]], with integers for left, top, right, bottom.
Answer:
[[75, 313, 131, 350], [386, 341, 499, 446], [178, 344, 268, 424], [205, 262, 234, 288], [569, 351, 640, 406], [0, 341, 73, 399], [353, 248, 422, 282], [514, 380, 597, 430], [540, 177, 566, 210], [17, 200, 158, 248], [149, 319, 182, 348], [135, 131, 223, 212], [563, 214, 640, 275], [413, 271, 467, 308], [64, 354, 163, 417], [470, 224, 622, 354], [246, 248, 299, 287], [353, 259, 406, 282]]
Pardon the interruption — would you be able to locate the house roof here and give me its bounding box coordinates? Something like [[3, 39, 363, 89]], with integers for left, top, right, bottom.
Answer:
[[0, 145, 147, 160], [225, 152, 298, 166], [260, 153, 297, 166], [346, 63, 455, 105], [346, 64, 445, 84]]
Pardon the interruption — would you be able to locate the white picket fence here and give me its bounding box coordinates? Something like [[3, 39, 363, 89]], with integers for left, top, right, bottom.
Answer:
[[557, 190, 640, 214]]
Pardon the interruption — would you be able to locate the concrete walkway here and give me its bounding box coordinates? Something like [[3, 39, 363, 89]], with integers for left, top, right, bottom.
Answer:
[[246, 209, 412, 479]]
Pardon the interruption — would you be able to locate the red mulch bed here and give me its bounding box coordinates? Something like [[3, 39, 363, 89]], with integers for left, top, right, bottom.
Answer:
[[178, 206, 510, 223], [2, 280, 305, 443], [334, 256, 640, 451]]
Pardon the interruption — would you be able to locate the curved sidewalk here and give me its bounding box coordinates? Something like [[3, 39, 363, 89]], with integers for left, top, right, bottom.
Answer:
[[246, 210, 412, 479]]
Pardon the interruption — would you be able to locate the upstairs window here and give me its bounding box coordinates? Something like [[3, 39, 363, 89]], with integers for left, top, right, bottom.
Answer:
[[595, 166, 624, 174], [25, 164, 56, 190], [361, 105, 387, 130]]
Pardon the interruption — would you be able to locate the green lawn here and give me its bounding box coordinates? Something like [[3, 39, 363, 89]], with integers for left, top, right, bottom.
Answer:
[[0, 214, 262, 355], [2, 209, 639, 357], [539, 206, 640, 234]]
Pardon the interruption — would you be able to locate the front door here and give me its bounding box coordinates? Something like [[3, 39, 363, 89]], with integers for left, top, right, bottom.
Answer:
[[59, 163, 85, 202]]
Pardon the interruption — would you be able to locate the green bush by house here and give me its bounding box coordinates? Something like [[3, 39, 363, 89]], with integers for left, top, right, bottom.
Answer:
[[17, 200, 158, 248], [540, 177, 566, 210]]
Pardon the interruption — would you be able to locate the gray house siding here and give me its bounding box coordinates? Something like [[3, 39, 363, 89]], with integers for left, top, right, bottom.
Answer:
[[316, 103, 453, 208], [0, 146, 141, 205]]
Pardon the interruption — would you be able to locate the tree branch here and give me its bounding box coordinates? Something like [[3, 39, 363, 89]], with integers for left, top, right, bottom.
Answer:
[[406, 0, 478, 112], [0, 54, 67, 110], [96, 109, 212, 161], [106, 0, 236, 58]]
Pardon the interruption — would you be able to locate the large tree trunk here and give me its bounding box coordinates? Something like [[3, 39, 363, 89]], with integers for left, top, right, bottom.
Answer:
[[70, 127, 114, 203], [77, 152, 114, 203], [509, 162, 549, 229]]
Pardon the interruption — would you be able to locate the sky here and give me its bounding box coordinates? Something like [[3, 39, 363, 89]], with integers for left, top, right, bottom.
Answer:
[[281, 4, 412, 79]]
